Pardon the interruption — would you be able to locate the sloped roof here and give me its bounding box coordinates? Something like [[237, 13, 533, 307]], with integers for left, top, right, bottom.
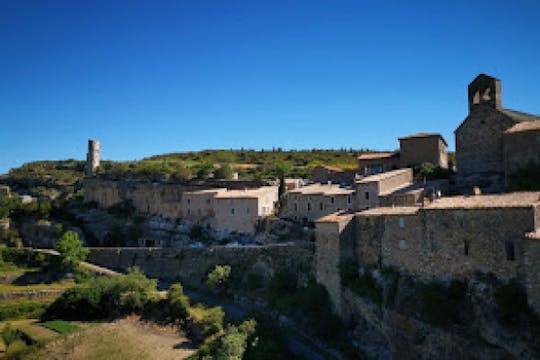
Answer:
[[314, 165, 344, 173], [398, 133, 448, 146], [500, 109, 540, 123], [358, 152, 398, 160], [504, 120, 540, 134]]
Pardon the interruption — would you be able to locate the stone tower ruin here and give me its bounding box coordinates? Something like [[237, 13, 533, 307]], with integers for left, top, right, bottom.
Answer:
[[85, 139, 100, 176]]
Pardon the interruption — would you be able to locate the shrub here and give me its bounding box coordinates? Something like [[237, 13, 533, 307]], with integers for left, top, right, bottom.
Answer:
[[188, 305, 225, 338], [0, 300, 51, 321], [206, 265, 232, 290], [188, 319, 256, 360], [166, 283, 190, 320], [74, 266, 92, 283], [43, 266, 157, 321], [54, 230, 89, 272], [214, 164, 234, 180]]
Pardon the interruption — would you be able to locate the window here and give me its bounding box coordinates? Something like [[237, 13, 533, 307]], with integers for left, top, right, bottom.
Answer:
[[399, 217, 405, 228], [294, 203, 298, 211], [399, 239, 407, 250], [365, 192, 370, 200], [207, 198, 211, 205], [505, 240, 515, 261], [187, 209, 190, 215], [187, 199, 191, 205], [231, 208, 235, 215], [347, 196, 351, 204], [319, 202, 323, 211], [307, 203, 311, 211], [246, 207, 250, 214], [331, 197, 335, 204], [464, 240, 469, 256]]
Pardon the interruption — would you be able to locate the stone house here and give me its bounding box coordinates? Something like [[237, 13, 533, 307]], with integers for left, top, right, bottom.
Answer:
[[398, 133, 448, 168], [355, 168, 413, 210], [183, 186, 279, 234], [311, 165, 356, 185], [283, 183, 355, 223], [357, 152, 400, 176], [455, 74, 540, 187]]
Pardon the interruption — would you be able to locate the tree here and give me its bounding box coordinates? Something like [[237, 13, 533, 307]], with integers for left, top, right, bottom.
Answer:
[[214, 164, 234, 180], [206, 265, 231, 290], [54, 231, 89, 272]]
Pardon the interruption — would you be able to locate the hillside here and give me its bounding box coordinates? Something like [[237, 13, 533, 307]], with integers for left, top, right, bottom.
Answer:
[[1, 149, 374, 189]]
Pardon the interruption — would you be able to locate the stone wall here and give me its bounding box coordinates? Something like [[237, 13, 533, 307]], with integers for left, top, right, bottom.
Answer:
[[455, 105, 515, 177], [357, 206, 535, 281], [316, 203, 540, 317], [87, 244, 314, 288], [503, 130, 540, 174], [315, 214, 355, 316]]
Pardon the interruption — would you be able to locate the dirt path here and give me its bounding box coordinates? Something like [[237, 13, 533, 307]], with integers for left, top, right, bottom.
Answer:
[[26, 316, 196, 360]]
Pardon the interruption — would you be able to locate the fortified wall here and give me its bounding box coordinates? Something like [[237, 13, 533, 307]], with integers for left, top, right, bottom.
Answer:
[[87, 244, 314, 288], [316, 192, 540, 316]]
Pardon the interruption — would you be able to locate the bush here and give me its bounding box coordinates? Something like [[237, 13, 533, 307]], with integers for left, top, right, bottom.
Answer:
[[166, 283, 190, 320], [54, 230, 89, 272], [0, 300, 51, 321], [206, 265, 232, 290], [188, 319, 256, 360], [214, 164, 234, 180], [188, 305, 225, 338], [0, 247, 48, 269], [42, 266, 157, 321]]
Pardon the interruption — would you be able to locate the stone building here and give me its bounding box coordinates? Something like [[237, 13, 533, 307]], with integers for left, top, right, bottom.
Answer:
[[283, 183, 354, 223], [311, 165, 356, 185], [355, 168, 413, 210], [83, 178, 278, 235], [455, 74, 540, 188], [85, 139, 100, 176], [398, 133, 448, 168], [183, 186, 279, 234], [315, 191, 540, 317], [358, 152, 400, 176], [503, 121, 540, 175]]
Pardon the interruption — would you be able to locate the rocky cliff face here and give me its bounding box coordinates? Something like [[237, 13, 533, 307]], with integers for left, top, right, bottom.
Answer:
[[341, 274, 540, 360]]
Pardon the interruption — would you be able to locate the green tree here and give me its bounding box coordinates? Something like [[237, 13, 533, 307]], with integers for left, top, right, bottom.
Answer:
[[54, 231, 89, 272], [206, 265, 231, 290], [214, 164, 234, 180]]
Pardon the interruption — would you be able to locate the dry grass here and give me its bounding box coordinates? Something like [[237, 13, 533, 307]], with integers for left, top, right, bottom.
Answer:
[[24, 316, 196, 360]]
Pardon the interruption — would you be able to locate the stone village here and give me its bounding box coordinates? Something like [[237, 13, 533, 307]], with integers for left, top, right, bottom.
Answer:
[[80, 74, 540, 322]]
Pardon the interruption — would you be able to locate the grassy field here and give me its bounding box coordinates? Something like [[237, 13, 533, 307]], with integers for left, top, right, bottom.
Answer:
[[25, 316, 196, 360], [40, 320, 79, 335]]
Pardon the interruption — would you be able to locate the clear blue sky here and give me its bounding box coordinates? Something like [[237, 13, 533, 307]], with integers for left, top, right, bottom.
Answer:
[[1, 0, 539, 174]]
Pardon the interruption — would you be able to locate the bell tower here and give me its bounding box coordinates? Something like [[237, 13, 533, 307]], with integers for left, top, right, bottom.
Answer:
[[467, 74, 502, 112]]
